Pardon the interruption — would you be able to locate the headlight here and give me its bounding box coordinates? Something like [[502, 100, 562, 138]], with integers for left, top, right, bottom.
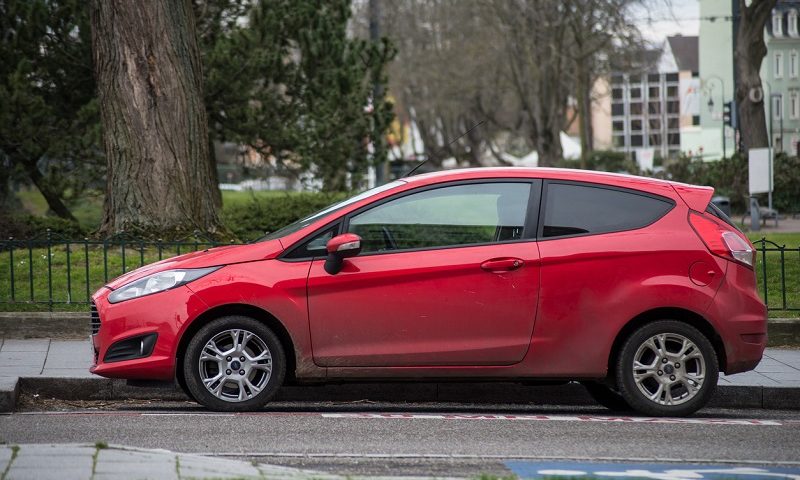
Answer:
[[108, 267, 221, 303]]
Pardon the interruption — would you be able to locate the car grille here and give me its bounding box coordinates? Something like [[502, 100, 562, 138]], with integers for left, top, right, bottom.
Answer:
[[90, 301, 101, 335]]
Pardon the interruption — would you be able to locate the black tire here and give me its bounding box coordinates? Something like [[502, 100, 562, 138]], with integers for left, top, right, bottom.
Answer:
[[616, 320, 718, 417], [175, 370, 197, 402], [581, 381, 631, 411], [183, 315, 286, 411]]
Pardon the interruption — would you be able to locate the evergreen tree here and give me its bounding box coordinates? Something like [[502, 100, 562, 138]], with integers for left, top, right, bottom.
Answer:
[[0, 0, 101, 220], [201, 0, 396, 191]]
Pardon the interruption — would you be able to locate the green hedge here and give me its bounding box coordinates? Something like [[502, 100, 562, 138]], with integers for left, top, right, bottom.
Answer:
[[661, 153, 800, 214], [223, 191, 348, 241], [0, 214, 86, 239]]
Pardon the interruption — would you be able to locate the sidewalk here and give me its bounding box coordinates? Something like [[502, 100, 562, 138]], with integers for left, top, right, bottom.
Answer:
[[1, 338, 799, 412], [0, 443, 349, 480]]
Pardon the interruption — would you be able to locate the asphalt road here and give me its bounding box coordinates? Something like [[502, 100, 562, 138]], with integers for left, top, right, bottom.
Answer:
[[2, 400, 799, 477]]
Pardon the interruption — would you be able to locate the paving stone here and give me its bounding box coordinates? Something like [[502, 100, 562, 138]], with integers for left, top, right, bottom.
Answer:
[[0, 446, 13, 471], [6, 466, 93, 480], [39, 368, 94, 378], [0, 339, 50, 352]]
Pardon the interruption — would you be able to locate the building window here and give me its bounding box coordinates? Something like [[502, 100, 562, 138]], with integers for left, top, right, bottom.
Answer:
[[789, 10, 798, 37], [775, 52, 784, 78], [773, 94, 783, 120], [773, 11, 783, 37], [790, 92, 799, 119], [692, 115, 701, 126], [790, 51, 798, 78], [630, 87, 642, 100]]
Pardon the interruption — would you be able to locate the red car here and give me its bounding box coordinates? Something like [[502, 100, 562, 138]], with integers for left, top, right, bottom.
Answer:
[[90, 168, 766, 416]]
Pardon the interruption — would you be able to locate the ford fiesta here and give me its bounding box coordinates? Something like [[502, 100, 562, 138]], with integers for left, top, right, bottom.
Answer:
[[90, 168, 766, 416]]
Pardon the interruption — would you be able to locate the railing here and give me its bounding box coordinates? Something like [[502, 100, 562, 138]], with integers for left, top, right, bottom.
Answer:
[[0, 234, 798, 313], [753, 238, 800, 312], [0, 231, 238, 311]]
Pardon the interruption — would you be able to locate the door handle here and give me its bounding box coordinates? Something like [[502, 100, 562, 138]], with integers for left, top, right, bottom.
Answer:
[[481, 257, 524, 272]]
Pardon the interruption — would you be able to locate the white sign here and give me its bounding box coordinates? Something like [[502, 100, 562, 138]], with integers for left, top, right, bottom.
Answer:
[[748, 148, 773, 194], [636, 148, 655, 171], [680, 77, 701, 116]]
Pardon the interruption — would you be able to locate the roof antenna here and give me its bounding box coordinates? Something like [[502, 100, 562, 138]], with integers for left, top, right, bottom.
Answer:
[[402, 120, 485, 178]]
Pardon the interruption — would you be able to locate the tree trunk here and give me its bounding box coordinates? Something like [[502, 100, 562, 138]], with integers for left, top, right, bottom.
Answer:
[[536, 127, 563, 167], [735, 0, 776, 153], [576, 63, 594, 169], [21, 158, 78, 222], [90, 0, 224, 238]]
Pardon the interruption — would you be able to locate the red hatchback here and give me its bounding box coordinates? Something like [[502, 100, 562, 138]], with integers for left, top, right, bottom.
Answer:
[[90, 168, 767, 416]]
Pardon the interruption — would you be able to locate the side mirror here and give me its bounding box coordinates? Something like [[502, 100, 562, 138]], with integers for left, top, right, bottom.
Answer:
[[324, 233, 362, 275]]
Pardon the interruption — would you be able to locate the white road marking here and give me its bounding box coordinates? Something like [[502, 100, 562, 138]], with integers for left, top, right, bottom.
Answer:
[[319, 412, 785, 425]]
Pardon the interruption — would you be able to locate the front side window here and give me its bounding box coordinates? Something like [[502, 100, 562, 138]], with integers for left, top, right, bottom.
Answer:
[[790, 51, 798, 78], [348, 182, 532, 253], [541, 183, 673, 238]]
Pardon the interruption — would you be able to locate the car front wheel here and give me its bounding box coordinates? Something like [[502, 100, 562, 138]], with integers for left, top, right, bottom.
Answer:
[[616, 320, 718, 417], [184, 316, 286, 411]]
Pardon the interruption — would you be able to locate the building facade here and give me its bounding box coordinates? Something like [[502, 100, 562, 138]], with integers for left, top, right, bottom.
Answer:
[[693, 0, 800, 159], [763, 1, 800, 155]]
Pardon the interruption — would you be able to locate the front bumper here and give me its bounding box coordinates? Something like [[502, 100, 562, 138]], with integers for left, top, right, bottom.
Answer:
[[90, 285, 209, 381]]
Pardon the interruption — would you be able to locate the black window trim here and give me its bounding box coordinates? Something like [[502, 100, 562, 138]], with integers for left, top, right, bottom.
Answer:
[[281, 222, 342, 260], [278, 178, 542, 261], [536, 179, 676, 241]]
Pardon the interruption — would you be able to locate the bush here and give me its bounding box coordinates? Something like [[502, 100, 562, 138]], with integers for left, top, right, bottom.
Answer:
[[0, 214, 86, 239], [661, 153, 800, 214], [557, 150, 639, 173], [223, 191, 348, 241]]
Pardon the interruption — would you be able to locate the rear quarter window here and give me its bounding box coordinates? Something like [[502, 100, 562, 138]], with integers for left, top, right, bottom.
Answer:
[[541, 182, 674, 238]]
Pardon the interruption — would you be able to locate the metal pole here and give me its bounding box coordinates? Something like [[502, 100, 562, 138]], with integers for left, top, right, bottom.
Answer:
[[369, 0, 385, 185], [721, 80, 726, 159]]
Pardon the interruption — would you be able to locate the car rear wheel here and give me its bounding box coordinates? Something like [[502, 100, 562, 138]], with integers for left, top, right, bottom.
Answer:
[[184, 316, 286, 411], [581, 381, 631, 411], [616, 320, 718, 417]]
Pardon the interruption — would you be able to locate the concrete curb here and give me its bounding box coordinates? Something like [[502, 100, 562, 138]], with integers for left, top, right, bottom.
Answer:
[[2, 376, 798, 413], [0, 312, 88, 338]]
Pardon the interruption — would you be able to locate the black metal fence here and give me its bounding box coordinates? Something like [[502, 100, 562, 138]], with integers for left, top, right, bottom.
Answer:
[[0, 233, 798, 313], [0, 231, 238, 310]]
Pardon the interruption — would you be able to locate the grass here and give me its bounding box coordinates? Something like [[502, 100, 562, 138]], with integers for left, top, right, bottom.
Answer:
[[747, 232, 800, 316], [0, 239, 222, 311]]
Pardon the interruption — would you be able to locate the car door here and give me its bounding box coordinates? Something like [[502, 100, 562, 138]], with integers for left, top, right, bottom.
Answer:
[[306, 180, 542, 367]]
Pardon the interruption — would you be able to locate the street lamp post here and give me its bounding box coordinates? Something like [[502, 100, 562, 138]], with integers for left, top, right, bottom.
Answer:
[[705, 75, 727, 159]]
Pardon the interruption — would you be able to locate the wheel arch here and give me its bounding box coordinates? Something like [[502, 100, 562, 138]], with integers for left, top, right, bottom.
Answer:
[[608, 307, 727, 377], [175, 303, 298, 387]]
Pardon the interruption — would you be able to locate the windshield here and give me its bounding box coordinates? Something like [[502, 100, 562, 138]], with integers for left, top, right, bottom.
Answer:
[[258, 180, 406, 241]]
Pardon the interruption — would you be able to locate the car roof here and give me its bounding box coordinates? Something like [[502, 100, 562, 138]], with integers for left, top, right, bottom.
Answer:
[[404, 167, 672, 190]]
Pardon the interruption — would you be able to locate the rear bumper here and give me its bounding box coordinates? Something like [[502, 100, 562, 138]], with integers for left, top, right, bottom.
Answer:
[[707, 262, 768, 375]]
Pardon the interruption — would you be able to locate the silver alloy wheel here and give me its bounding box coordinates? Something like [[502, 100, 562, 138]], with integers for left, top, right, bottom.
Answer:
[[632, 333, 706, 406], [198, 329, 273, 403]]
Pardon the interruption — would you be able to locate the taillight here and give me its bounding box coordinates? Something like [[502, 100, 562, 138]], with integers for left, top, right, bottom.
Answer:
[[688, 212, 755, 268]]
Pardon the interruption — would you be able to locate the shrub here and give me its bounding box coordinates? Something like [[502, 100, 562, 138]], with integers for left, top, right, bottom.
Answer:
[[222, 191, 348, 241], [0, 214, 86, 239]]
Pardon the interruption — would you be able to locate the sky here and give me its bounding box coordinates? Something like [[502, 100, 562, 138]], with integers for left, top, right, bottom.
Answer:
[[632, 0, 701, 43]]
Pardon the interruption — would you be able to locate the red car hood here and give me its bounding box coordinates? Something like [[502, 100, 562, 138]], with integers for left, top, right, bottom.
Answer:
[[104, 239, 284, 290]]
